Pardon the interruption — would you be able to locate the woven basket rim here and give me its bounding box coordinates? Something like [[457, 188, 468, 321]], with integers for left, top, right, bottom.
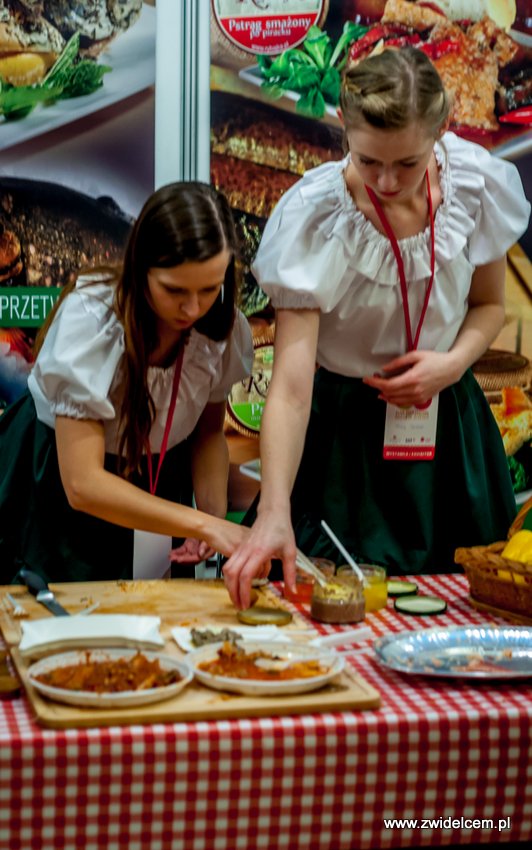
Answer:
[[455, 543, 532, 576]]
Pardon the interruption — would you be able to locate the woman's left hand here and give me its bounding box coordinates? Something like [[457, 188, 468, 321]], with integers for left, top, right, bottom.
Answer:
[[170, 538, 215, 564], [363, 349, 461, 407]]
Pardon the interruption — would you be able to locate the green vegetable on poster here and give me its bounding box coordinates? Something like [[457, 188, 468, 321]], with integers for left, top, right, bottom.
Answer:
[[0, 34, 111, 121], [257, 22, 369, 119]]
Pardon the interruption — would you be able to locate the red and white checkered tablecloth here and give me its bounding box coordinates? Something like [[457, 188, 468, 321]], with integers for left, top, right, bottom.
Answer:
[[1, 574, 531, 850]]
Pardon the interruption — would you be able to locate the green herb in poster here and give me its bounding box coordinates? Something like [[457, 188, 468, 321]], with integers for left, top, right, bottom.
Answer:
[[0, 34, 111, 121], [257, 22, 368, 118]]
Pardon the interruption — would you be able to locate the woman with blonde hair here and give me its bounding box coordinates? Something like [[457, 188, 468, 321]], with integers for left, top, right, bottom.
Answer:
[[224, 47, 530, 608]]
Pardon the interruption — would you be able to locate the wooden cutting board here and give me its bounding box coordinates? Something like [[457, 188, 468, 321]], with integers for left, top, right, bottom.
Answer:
[[1, 579, 381, 727], [0, 578, 307, 645]]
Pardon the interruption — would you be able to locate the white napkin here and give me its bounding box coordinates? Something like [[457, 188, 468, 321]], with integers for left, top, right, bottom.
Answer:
[[19, 614, 165, 658]]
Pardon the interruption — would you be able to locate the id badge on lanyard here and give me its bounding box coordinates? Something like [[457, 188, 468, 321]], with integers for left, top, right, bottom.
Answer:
[[383, 396, 439, 460], [365, 173, 437, 462]]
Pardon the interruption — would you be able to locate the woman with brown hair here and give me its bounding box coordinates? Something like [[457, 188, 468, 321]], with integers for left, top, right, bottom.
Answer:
[[0, 181, 253, 582]]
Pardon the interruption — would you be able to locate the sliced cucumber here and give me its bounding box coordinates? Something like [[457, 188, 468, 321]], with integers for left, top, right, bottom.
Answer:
[[394, 595, 447, 615], [237, 606, 293, 626], [387, 580, 418, 597]]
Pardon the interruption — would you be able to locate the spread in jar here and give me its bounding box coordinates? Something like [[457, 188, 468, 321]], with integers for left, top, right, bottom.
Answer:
[[310, 573, 365, 624]]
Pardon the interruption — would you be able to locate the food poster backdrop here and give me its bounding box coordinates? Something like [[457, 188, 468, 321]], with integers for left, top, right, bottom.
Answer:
[[0, 0, 156, 409], [210, 0, 532, 492]]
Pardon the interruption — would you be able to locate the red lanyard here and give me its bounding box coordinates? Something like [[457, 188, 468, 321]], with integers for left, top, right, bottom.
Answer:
[[365, 171, 435, 352], [146, 339, 186, 496]]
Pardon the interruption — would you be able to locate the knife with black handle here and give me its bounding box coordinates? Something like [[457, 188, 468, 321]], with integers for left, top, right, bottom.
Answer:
[[18, 568, 70, 616]]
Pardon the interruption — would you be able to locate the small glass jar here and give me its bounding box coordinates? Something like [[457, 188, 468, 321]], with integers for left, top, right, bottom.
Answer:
[[310, 571, 365, 624], [338, 564, 388, 612], [361, 564, 388, 612], [284, 557, 335, 604]]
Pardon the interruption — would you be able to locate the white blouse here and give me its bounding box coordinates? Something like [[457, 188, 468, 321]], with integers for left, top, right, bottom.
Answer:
[[253, 132, 531, 377], [28, 277, 254, 453]]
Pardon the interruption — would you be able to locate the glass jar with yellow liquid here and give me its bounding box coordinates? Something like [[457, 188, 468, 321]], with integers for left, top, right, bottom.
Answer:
[[338, 564, 388, 612]]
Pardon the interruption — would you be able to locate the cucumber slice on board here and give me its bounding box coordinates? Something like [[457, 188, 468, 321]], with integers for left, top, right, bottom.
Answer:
[[394, 595, 447, 615], [387, 580, 418, 597], [237, 606, 293, 626]]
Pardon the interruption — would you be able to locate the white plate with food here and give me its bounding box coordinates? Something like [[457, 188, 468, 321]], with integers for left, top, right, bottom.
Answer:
[[171, 624, 293, 653], [19, 614, 165, 658], [27, 648, 193, 708], [185, 639, 344, 696], [374, 625, 532, 679], [0, 4, 155, 151]]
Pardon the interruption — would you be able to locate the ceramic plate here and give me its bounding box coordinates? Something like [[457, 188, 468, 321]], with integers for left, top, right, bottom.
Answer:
[[374, 625, 532, 679], [27, 649, 192, 708], [186, 639, 344, 696], [19, 614, 165, 658], [0, 5, 155, 151]]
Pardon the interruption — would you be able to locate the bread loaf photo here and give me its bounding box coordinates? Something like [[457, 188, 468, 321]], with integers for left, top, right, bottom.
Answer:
[[211, 93, 342, 178]]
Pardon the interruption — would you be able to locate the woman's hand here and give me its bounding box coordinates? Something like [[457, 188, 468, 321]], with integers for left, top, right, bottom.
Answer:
[[363, 349, 462, 407], [170, 538, 215, 564], [222, 507, 297, 610], [364, 257, 507, 408]]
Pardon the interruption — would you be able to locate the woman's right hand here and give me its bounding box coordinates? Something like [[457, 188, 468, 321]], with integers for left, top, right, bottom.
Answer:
[[221, 309, 319, 609], [222, 507, 297, 610]]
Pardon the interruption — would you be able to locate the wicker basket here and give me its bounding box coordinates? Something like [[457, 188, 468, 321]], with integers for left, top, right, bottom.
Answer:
[[455, 497, 532, 620], [472, 349, 531, 392]]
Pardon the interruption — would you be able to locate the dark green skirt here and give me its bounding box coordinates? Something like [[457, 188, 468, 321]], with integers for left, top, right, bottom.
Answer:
[[0, 392, 193, 584], [278, 369, 516, 576]]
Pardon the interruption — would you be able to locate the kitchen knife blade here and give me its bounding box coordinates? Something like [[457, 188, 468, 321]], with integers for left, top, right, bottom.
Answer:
[[18, 568, 70, 616]]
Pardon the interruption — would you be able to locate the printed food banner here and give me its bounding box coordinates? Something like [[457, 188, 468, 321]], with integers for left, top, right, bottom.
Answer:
[[0, 0, 156, 408]]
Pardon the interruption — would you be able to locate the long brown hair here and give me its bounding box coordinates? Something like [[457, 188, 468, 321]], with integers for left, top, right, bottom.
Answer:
[[36, 181, 240, 479]]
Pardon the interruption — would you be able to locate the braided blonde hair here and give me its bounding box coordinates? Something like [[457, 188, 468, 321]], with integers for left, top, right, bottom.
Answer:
[[340, 47, 450, 137]]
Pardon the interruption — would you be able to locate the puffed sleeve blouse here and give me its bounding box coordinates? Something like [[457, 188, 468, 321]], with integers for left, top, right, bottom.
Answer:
[[252, 131, 531, 377], [28, 276, 254, 453]]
